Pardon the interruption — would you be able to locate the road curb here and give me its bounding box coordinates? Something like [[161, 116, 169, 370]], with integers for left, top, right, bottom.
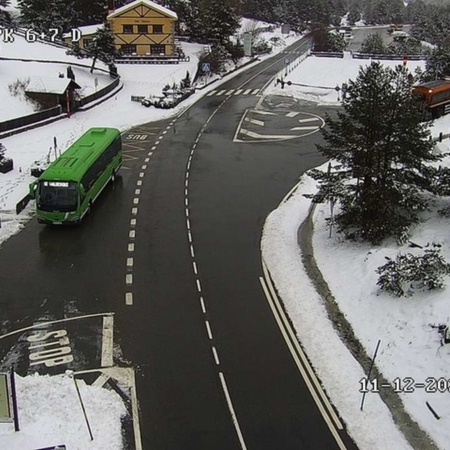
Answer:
[[297, 202, 439, 450]]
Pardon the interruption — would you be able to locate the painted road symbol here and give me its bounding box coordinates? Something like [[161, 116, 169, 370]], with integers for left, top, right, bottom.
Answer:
[[27, 329, 73, 368], [126, 134, 148, 140]]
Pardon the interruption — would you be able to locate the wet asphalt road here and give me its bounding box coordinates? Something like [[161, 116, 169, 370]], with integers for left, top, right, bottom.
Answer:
[[0, 37, 358, 450]]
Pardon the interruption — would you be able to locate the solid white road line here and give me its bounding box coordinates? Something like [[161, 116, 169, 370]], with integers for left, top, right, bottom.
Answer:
[[262, 263, 343, 430], [219, 372, 247, 450], [130, 369, 143, 450], [101, 315, 114, 367], [0, 312, 115, 340], [92, 372, 110, 388], [290, 126, 320, 131], [259, 277, 346, 448], [232, 109, 249, 142]]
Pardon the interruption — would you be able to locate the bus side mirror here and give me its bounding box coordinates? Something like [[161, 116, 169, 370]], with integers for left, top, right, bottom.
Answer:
[[29, 182, 37, 198]]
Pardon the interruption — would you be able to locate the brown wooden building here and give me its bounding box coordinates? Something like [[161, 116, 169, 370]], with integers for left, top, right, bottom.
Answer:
[[108, 0, 178, 56]]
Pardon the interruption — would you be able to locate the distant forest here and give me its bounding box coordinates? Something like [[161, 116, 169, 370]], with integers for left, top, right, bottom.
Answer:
[[0, 0, 449, 46]]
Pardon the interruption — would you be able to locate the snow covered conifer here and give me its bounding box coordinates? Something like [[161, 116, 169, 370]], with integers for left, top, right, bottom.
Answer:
[[199, 0, 240, 44], [360, 33, 386, 54], [313, 62, 439, 244], [18, 0, 78, 33], [67, 22, 118, 73]]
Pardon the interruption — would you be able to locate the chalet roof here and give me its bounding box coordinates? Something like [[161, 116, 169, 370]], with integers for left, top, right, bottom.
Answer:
[[26, 77, 81, 95], [107, 0, 178, 20]]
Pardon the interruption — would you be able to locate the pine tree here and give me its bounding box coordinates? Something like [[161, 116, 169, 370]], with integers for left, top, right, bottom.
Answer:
[[67, 22, 118, 73], [200, 0, 240, 44], [360, 33, 386, 54], [419, 44, 450, 82], [18, 0, 78, 33], [311, 62, 439, 244], [0, 0, 11, 23]]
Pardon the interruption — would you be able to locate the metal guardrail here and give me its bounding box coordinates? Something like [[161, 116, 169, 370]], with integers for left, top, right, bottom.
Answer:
[[310, 51, 344, 58], [352, 52, 425, 60]]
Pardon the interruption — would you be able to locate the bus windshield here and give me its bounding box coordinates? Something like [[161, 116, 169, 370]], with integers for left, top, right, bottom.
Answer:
[[37, 180, 78, 212]]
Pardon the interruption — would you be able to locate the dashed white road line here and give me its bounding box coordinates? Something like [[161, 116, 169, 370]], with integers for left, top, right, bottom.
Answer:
[[196, 279, 202, 292], [205, 320, 213, 340], [212, 347, 220, 365], [126, 274, 133, 285], [125, 292, 133, 306], [128, 243, 135, 252], [129, 230, 136, 238]]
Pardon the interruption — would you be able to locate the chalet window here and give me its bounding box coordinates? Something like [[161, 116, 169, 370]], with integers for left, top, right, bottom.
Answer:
[[150, 44, 165, 55], [121, 44, 136, 54], [82, 38, 92, 48], [137, 25, 148, 33], [153, 25, 163, 34], [123, 25, 134, 34]]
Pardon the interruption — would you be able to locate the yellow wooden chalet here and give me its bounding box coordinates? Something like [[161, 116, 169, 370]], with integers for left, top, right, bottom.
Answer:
[[107, 0, 178, 56]]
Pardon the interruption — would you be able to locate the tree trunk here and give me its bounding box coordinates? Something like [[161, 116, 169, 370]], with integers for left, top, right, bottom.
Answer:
[[90, 56, 97, 74]]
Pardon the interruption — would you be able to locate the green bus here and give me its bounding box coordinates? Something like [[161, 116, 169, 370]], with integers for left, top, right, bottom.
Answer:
[[30, 127, 122, 225]]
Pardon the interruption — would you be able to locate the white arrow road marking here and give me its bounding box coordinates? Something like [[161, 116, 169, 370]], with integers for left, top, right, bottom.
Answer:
[[290, 126, 320, 131], [298, 117, 321, 123], [240, 129, 297, 139], [244, 117, 265, 126], [252, 110, 276, 115]]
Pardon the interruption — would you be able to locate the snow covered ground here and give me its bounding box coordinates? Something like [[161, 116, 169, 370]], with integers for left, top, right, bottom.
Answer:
[[263, 54, 450, 449], [0, 371, 127, 450]]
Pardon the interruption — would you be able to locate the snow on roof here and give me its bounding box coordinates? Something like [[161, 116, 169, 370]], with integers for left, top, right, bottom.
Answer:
[[26, 77, 80, 95], [62, 24, 103, 39], [107, 0, 178, 20]]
